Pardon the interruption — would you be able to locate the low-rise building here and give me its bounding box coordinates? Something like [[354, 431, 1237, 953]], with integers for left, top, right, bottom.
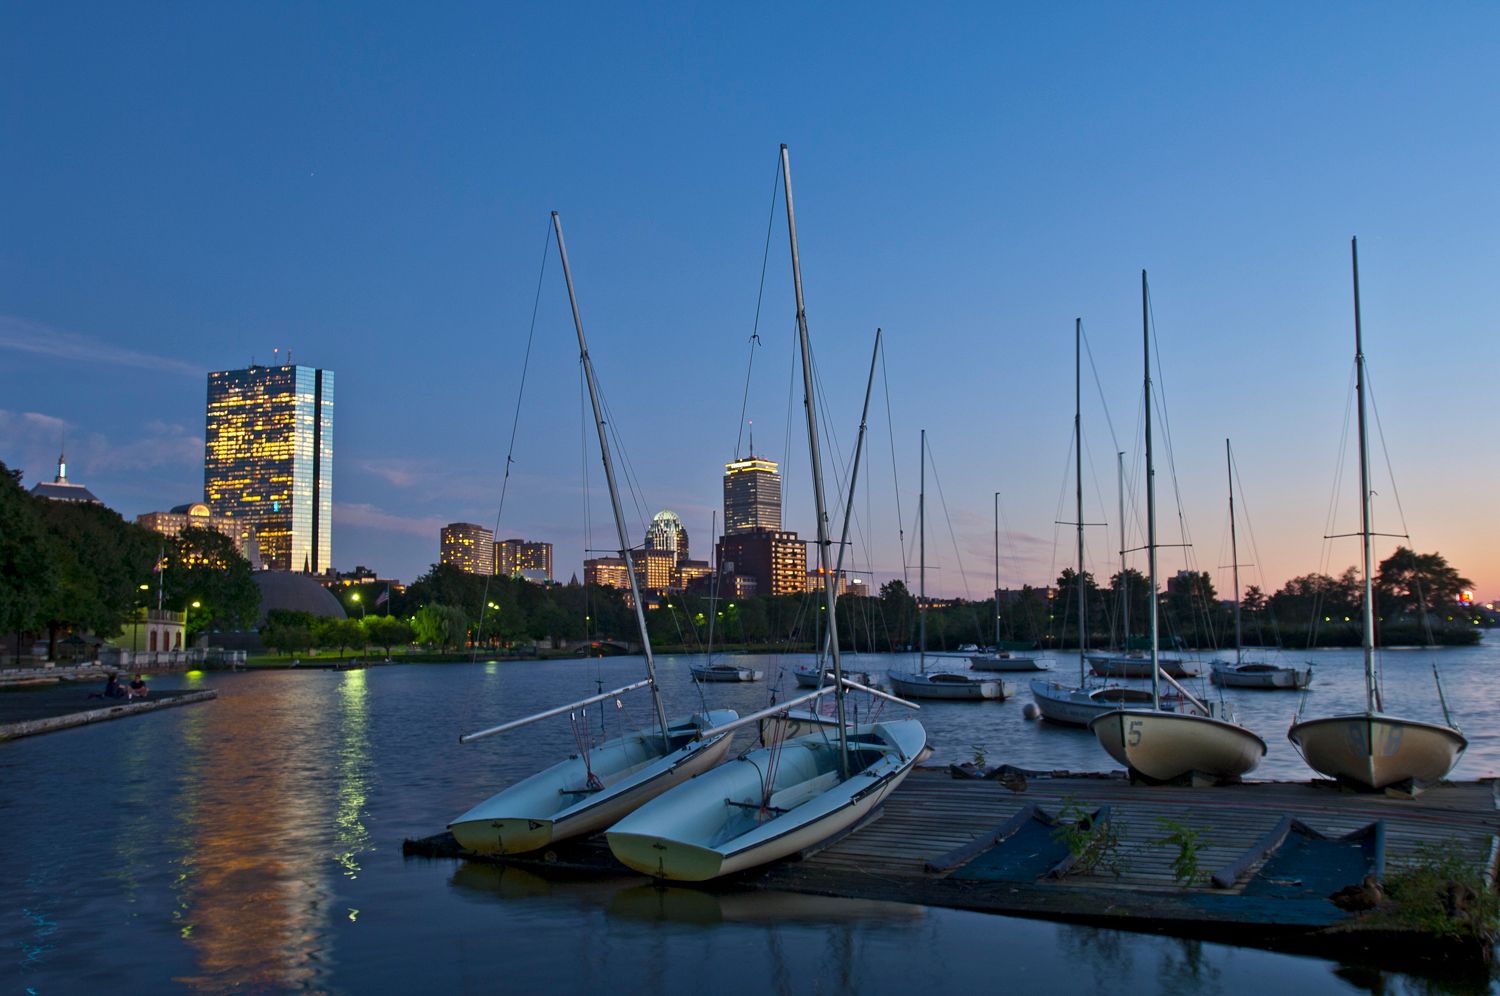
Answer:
[[137, 502, 263, 569]]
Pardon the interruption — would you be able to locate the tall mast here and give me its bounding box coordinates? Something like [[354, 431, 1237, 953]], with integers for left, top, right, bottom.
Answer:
[[1117, 450, 1127, 654], [823, 329, 883, 664], [1352, 237, 1379, 714], [780, 144, 849, 773], [1142, 270, 1161, 711], [993, 492, 1001, 651], [1075, 318, 1087, 680], [552, 211, 670, 749], [1226, 439, 1242, 667], [919, 429, 927, 675]]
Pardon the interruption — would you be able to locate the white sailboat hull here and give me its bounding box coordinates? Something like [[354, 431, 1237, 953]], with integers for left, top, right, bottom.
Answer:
[[1090, 709, 1266, 782], [1287, 713, 1467, 790], [1210, 660, 1312, 689], [792, 664, 871, 688], [1089, 654, 1198, 679], [1029, 680, 1158, 728], [969, 654, 1049, 672], [607, 720, 927, 881], [449, 710, 738, 855], [691, 664, 763, 682], [887, 671, 1011, 700]]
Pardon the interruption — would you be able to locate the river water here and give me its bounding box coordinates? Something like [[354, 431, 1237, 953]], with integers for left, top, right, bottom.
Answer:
[[6, 641, 1499, 994]]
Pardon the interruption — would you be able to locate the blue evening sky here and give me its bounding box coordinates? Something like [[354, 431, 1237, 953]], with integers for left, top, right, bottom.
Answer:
[[3, 3, 1496, 600]]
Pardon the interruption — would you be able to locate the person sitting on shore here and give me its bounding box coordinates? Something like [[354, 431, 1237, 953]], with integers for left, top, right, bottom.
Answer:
[[101, 673, 126, 699], [127, 674, 149, 700]]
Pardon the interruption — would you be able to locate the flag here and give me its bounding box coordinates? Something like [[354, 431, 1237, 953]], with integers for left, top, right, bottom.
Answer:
[[375, 586, 390, 608]]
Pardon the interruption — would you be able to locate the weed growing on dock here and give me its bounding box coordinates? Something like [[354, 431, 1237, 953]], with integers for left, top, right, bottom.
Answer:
[[1052, 798, 1126, 878], [1153, 818, 1206, 887], [1378, 842, 1499, 942], [970, 743, 987, 767]]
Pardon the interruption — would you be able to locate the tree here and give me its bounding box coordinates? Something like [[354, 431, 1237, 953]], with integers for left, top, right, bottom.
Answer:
[[413, 604, 470, 649], [879, 579, 916, 650], [162, 526, 261, 638], [363, 615, 413, 655], [318, 617, 366, 656], [1376, 547, 1472, 620], [0, 463, 54, 644], [33, 499, 158, 658], [1106, 568, 1151, 648]]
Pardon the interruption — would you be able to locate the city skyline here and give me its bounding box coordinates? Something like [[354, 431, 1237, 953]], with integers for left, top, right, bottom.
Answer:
[[2, 5, 1497, 601]]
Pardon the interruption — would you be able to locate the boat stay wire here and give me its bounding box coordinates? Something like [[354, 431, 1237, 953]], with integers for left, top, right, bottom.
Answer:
[[880, 344, 909, 587], [476, 218, 553, 645], [733, 152, 784, 461]]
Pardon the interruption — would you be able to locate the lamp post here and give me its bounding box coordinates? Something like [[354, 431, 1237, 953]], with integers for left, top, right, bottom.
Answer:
[[351, 592, 364, 618], [136, 583, 150, 652]]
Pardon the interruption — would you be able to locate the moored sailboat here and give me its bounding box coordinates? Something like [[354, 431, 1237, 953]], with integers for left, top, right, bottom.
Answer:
[[449, 213, 738, 855], [1032, 318, 1162, 727], [1286, 239, 1466, 792], [887, 430, 1011, 701], [607, 145, 925, 879], [1209, 439, 1311, 691], [1088, 272, 1266, 783]]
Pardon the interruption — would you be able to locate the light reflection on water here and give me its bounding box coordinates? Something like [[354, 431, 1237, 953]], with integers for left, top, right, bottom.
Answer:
[[5, 643, 1498, 993]]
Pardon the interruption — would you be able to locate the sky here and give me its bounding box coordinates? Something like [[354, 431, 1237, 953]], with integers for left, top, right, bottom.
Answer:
[[2, 3, 1497, 601]]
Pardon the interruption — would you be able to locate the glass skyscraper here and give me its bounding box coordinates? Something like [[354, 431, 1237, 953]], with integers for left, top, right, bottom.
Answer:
[[204, 365, 334, 573], [722, 456, 781, 534]]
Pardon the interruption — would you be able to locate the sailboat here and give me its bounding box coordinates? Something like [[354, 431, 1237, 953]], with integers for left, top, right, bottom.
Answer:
[[1088, 272, 1267, 783], [1287, 238, 1466, 792], [887, 431, 1011, 701], [969, 493, 1047, 673], [449, 213, 738, 856], [1210, 439, 1312, 690], [606, 145, 926, 881], [1032, 318, 1162, 727]]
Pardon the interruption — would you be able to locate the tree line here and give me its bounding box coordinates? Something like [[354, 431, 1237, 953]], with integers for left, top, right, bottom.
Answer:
[[1, 462, 261, 657]]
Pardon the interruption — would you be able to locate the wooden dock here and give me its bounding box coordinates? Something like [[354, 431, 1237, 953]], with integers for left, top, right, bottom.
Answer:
[[747, 768, 1500, 966], [405, 767, 1500, 973]]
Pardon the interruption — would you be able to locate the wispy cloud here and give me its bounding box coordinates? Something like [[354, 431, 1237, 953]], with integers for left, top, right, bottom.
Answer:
[[335, 501, 447, 539], [0, 409, 202, 481], [356, 458, 438, 489], [0, 315, 204, 377]]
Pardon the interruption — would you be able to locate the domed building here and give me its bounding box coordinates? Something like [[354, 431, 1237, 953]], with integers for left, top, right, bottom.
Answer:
[[644, 510, 689, 564], [252, 571, 348, 626]]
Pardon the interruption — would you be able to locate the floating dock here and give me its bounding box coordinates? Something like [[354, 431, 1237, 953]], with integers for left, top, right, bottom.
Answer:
[[405, 767, 1500, 972], [0, 689, 218, 741]]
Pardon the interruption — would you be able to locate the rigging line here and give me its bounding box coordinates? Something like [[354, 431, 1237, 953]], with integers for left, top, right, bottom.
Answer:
[[1230, 447, 1284, 648], [926, 445, 976, 602], [580, 362, 596, 648], [879, 342, 908, 585], [477, 218, 552, 643], [1080, 325, 1122, 457], [1362, 364, 1414, 540], [734, 153, 784, 461], [785, 320, 801, 494], [1144, 286, 1197, 560]]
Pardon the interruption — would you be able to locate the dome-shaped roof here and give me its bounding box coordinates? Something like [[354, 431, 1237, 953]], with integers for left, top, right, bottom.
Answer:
[[252, 572, 348, 624]]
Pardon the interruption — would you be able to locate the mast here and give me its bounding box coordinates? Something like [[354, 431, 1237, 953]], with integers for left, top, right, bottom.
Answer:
[[1075, 318, 1087, 682], [1226, 439, 1242, 667], [919, 429, 927, 675], [1142, 270, 1161, 711], [993, 492, 1001, 651], [1117, 451, 1127, 654], [1352, 237, 1379, 714], [552, 211, 670, 749], [780, 144, 849, 774], [822, 329, 882, 665]]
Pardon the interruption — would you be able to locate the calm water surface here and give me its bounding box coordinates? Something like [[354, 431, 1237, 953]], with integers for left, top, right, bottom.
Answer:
[[7, 640, 1500, 994]]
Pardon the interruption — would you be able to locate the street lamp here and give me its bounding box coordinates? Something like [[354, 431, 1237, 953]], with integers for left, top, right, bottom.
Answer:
[[351, 592, 364, 618]]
